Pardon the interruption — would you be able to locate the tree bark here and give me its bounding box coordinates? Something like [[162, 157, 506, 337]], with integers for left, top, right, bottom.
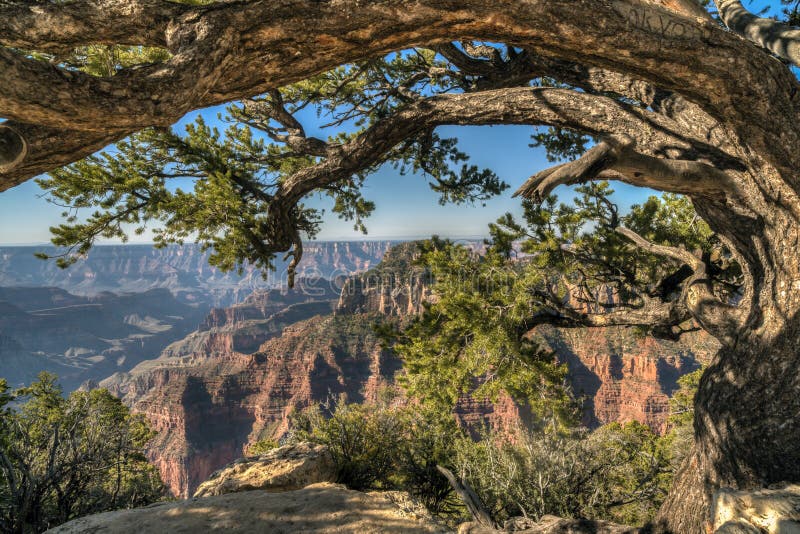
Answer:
[[4, 0, 800, 531], [2, 0, 799, 188]]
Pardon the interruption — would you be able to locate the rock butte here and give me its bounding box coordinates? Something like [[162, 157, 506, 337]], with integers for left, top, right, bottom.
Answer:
[[101, 244, 717, 497]]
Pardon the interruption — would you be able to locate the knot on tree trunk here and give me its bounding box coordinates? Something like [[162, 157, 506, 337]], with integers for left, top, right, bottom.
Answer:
[[0, 125, 27, 173]]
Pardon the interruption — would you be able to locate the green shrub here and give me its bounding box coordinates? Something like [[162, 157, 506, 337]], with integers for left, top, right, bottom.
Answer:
[[453, 421, 671, 526], [289, 396, 463, 513], [0, 373, 166, 533], [247, 438, 280, 456], [289, 394, 682, 527], [290, 398, 403, 490], [395, 406, 462, 515]]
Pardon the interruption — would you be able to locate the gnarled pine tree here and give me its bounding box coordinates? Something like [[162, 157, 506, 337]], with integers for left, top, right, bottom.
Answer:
[[3, 0, 800, 531]]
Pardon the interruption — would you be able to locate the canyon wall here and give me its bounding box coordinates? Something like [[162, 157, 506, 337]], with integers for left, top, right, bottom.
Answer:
[[101, 243, 717, 497], [0, 286, 209, 391], [0, 242, 393, 390], [0, 241, 395, 306]]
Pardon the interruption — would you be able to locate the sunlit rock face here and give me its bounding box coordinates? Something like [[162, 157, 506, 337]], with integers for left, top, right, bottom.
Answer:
[[102, 243, 714, 498], [538, 325, 718, 434]]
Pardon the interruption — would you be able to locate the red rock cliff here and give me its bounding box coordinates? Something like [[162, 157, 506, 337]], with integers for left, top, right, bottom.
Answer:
[[102, 244, 717, 497]]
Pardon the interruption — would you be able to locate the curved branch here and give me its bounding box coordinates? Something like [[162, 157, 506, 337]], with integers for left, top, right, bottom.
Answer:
[[436, 43, 499, 77], [616, 227, 704, 270], [515, 136, 741, 202], [515, 141, 619, 201], [529, 303, 689, 330], [611, 150, 741, 199], [0, 124, 27, 173], [0, 122, 126, 189], [278, 88, 734, 205], [0, 0, 189, 54], [1, 0, 797, 189], [616, 225, 743, 344], [715, 0, 800, 66]]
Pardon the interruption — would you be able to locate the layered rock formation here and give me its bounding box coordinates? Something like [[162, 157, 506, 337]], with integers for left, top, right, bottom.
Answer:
[[102, 311, 396, 497], [538, 326, 717, 434], [0, 242, 393, 391], [335, 241, 433, 317], [0, 241, 394, 306], [100, 243, 716, 499]]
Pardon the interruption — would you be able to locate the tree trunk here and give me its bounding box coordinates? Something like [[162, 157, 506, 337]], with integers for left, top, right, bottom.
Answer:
[[656, 189, 800, 532]]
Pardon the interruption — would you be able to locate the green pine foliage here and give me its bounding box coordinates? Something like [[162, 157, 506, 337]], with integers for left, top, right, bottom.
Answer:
[[386, 239, 575, 424], [0, 373, 165, 533], [35, 50, 511, 274], [660, 367, 704, 472], [386, 188, 733, 428], [289, 395, 464, 516]]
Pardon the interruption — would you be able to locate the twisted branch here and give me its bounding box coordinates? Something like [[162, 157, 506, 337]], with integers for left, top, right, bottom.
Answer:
[[1, 0, 796, 188], [514, 136, 739, 202], [615, 226, 743, 344]]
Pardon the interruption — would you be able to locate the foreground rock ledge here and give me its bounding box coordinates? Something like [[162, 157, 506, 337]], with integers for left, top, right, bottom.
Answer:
[[47, 482, 448, 534]]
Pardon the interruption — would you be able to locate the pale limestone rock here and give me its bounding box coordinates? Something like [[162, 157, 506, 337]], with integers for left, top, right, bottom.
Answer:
[[715, 520, 761, 534], [712, 484, 800, 534], [458, 522, 497, 534], [48, 482, 449, 534], [193, 442, 335, 497]]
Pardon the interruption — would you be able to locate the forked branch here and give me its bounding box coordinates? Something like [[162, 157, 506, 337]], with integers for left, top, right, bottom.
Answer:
[[515, 137, 739, 202], [615, 226, 743, 344]]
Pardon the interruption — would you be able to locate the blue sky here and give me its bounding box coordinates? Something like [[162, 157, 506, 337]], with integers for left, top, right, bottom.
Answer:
[[0, 113, 657, 245], [0, 0, 780, 245]]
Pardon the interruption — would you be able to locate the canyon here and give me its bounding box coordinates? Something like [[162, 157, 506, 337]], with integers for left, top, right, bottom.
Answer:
[[100, 243, 718, 497], [0, 242, 392, 390], [0, 241, 395, 306]]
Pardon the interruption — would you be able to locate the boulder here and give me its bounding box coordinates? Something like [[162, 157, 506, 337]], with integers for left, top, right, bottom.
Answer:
[[48, 482, 449, 534], [712, 484, 800, 534], [193, 442, 336, 497]]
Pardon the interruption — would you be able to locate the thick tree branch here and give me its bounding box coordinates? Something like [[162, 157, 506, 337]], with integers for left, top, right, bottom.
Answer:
[[256, 86, 705, 282], [515, 141, 619, 201], [436, 43, 499, 77], [0, 0, 189, 54], [515, 137, 740, 202], [0, 122, 126, 190], [278, 88, 737, 206], [615, 226, 743, 344], [0, 124, 26, 173], [715, 0, 800, 67], [525, 280, 693, 339], [1, 0, 797, 188], [0, 48, 181, 130], [436, 465, 496, 529], [616, 227, 704, 271], [528, 303, 689, 330]]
